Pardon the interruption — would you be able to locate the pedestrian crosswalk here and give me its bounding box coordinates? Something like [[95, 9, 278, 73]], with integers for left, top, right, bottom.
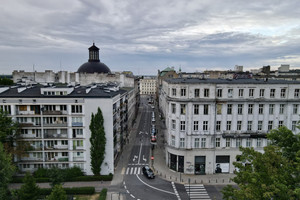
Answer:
[[123, 166, 144, 175], [184, 184, 211, 200]]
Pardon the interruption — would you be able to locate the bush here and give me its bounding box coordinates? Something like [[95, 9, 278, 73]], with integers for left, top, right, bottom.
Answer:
[[99, 188, 107, 200], [69, 174, 113, 182], [33, 187, 95, 196], [64, 166, 84, 179], [33, 168, 49, 178]]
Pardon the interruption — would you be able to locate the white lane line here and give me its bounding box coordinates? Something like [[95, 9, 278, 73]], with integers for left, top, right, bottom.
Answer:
[[130, 194, 135, 198], [137, 167, 141, 175], [126, 168, 130, 175], [130, 167, 134, 174], [171, 182, 181, 200], [134, 167, 137, 174], [138, 142, 143, 164], [135, 174, 176, 195]]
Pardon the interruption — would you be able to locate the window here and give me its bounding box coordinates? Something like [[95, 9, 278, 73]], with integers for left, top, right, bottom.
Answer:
[[247, 121, 252, 131], [216, 121, 221, 131], [268, 121, 273, 131], [257, 138, 262, 147], [215, 138, 221, 147], [171, 104, 176, 114], [74, 140, 83, 147], [258, 121, 263, 131], [203, 104, 209, 115], [21, 129, 28, 134], [181, 88, 186, 96], [201, 138, 206, 148], [226, 138, 231, 147], [258, 104, 264, 114], [259, 89, 265, 97], [62, 152, 68, 156], [217, 89, 222, 97], [248, 104, 253, 114], [203, 121, 208, 131], [249, 89, 254, 97], [239, 89, 244, 97], [279, 104, 285, 114], [171, 135, 175, 146], [226, 121, 232, 130], [278, 121, 284, 128], [180, 104, 186, 115], [280, 89, 286, 98], [194, 104, 199, 115], [194, 89, 200, 97], [204, 89, 209, 97], [172, 120, 176, 129], [217, 104, 222, 115], [0, 105, 11, 114], [292, 121, 297, 131], [238, 104, 243, 115], [227, 104, 232, 114], [293, 104, 298, 114], [237, 121, 242, 130], [172, 88, 176, 96], [180, 121, 186, 131], [246, 138, 252, 147], [179, 138, 185, 148], [270, 89, 275, 98], [194, 138, 200, 148], [269, 104, 274, 114], [193, 121, 199, 131], [236, 138, 241, 147], [71, 105, 82, 113], [295, 89, 300, 98], [228, 89, 233, 98], [61, 140, 68, 145]]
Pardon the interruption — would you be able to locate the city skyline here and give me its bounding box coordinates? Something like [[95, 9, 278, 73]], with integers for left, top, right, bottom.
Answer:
[[1, 0, 300, 75]]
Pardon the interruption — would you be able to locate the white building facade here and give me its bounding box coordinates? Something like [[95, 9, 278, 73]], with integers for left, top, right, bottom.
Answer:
[[0, 83, 134, 175], [140, 77, 157, 95], [159, 78, 300, 175]]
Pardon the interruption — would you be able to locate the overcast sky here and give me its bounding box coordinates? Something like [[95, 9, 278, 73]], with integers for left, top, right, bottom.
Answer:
[[0, 0, 300, 75]]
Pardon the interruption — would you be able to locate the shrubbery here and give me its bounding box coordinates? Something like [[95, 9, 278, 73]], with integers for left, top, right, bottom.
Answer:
[[33, 166, 84, 179], [39, 187, 95, 196], [99, 188, 107, 200]]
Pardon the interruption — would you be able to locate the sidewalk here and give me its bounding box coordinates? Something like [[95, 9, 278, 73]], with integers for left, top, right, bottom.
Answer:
[[151, 103, 236, 185]]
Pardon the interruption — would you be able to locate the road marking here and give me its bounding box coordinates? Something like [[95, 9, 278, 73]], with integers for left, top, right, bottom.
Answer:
[[143, 155, 147, 162], [184, 184, 211, 200], [126, 168, 130, 175], [137, 167, 141, 174], [136, 174, 176, 195], [134, 167, 137, 174], [130, 167, 134, 174], [172, 182, 181, 200], [133, 155, 138, 162], [138, 142, 142, 164], [130, 194, 135, 198]]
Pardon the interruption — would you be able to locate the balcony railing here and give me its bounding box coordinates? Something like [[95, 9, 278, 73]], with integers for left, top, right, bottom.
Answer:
[[43, 110, 63, 115], [44, 133, 68, 139], [72, 122, 83, 127], [44, 123, 68, 127], [73, 157, 84, 161]]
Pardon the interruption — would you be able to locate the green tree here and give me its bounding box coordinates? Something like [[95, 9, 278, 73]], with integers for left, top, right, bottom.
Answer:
[[0, 143, 15, 200], [47, 184, 67, 200], [223, 126, 300, 200], [49, 167, 65, 187], [0, 77, 13, 85], [89, 107, 106, 175], [18, 172, 40, 200]]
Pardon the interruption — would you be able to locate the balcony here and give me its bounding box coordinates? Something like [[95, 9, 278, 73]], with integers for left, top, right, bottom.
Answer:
[[17, 110, 35, 115], [73, 157, 84, 161], [45, 145, 68, 150], [44, 133, 68, 139], [19, 157, 43, 162], [43, 110, 63, 115], [72, 122, 83, 127], [73, 146, 84, 150], [58, 157, 69, 162], [44, 122, 68, 127]]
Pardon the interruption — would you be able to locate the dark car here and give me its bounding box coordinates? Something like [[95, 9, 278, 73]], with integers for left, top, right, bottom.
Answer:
[[151, 135, 157, 143], [142, 166, 155, 179]]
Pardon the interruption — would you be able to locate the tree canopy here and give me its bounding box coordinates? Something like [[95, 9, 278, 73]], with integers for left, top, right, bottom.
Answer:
[[47, 184, 67, 200], [18, 172, 40, 200], [0, 143, 15, 200], [223, 126, 300, 200], [89, 107, 106, 175]]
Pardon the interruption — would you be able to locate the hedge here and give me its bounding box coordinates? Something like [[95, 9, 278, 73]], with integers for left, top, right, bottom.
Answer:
[[99, 188, 107, 200], [12, 174, 113, 183], [38, 187, 95, 196]]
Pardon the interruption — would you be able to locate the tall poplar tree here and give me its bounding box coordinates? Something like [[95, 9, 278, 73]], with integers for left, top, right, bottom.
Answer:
[[89, 107, 106, 175]]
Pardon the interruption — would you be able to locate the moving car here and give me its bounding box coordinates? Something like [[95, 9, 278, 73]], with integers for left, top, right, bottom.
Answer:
[[142, 166, 155, 179], [151, 135, 157, 143]]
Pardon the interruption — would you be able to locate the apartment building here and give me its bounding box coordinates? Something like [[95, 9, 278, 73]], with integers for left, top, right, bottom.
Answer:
[[0, 83, 135, 175], [159, 78, 300, 175], [140, 77, 157, 95]]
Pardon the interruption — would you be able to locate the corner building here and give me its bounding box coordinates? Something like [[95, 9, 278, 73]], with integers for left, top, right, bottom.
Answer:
[[0, 83, 134, 175], [159, 78, 300, 174]]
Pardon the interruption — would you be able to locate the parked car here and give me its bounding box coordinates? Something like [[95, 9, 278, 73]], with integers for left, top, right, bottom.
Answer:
[[151, 135, 157, 143], [142, 166, 155, 179]]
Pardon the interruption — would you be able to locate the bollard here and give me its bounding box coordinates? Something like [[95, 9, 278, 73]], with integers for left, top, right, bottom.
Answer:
[[194, 180, 196, 184], [209, 179, 210, 183], [176, 177, 177, 181], [170, 176, 171, 180], [216, 179, 218, 183], [165, 174, 166, 178], [223, 179, 224, 183], [201, 180, 203, 184]]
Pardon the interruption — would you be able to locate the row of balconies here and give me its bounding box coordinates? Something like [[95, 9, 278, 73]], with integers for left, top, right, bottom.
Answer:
[[16, 110, 79, 116], [19, 157, 85, 162], [19, 122, 83, 127]]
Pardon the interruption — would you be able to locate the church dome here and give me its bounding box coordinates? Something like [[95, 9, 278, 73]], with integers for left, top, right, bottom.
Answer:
[[77, 43, 111, 74]]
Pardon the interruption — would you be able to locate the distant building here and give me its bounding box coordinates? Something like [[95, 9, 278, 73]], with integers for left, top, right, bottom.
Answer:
[[0, 83, 135, 175], [13, 43, 135, 88], [159, 78, 300, 175], [139, 77, 157, 95], [251, 64, 300, 81]]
